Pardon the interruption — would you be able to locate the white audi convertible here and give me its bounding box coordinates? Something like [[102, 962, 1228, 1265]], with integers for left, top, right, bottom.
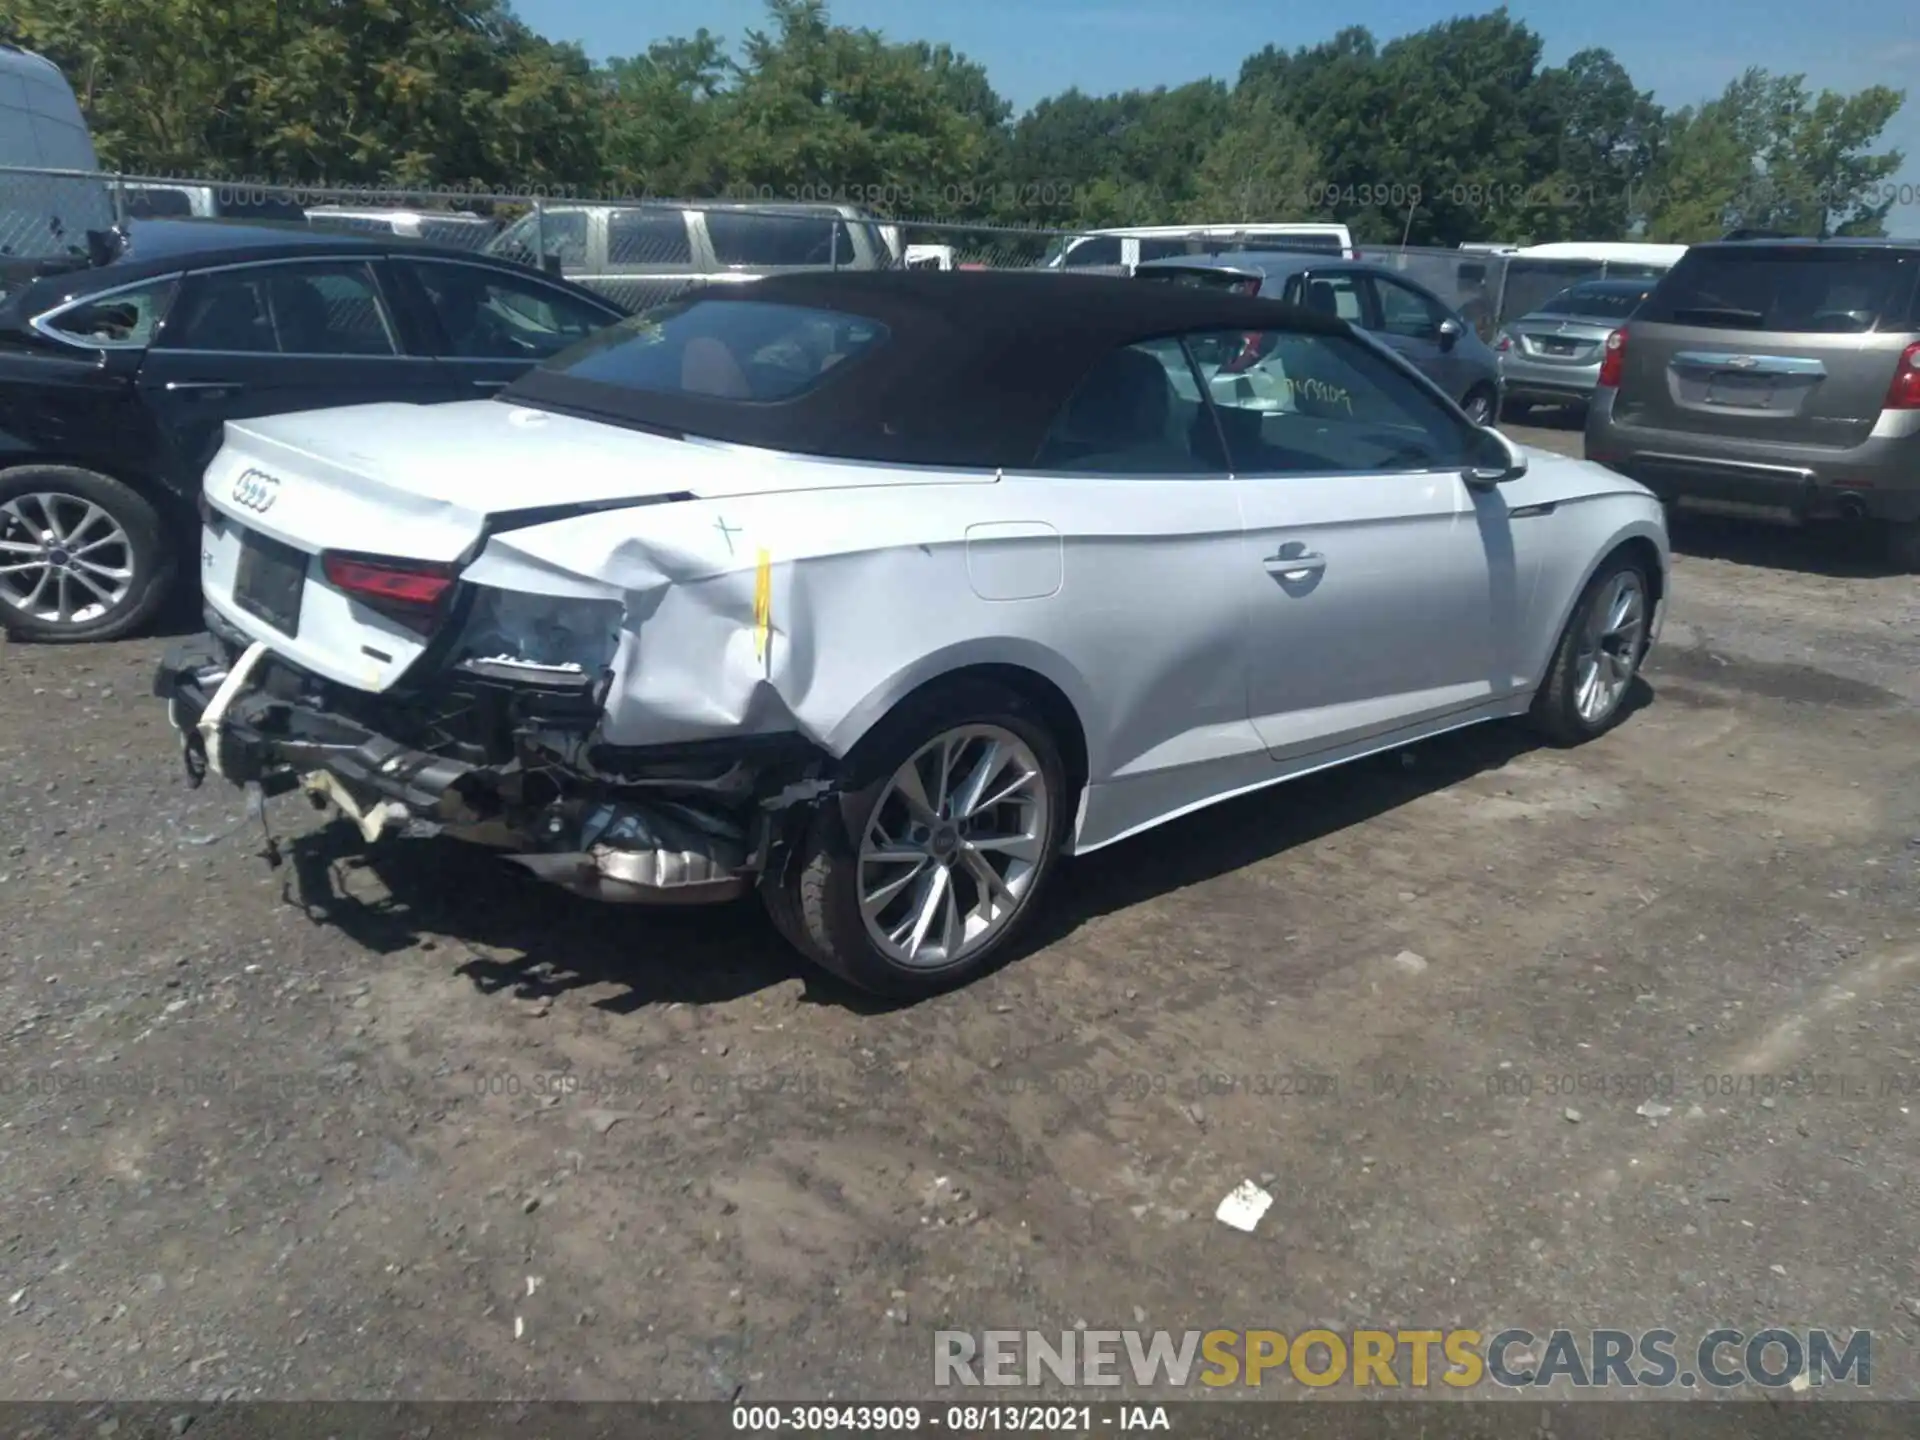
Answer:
[[156, 270, 1668, 996]]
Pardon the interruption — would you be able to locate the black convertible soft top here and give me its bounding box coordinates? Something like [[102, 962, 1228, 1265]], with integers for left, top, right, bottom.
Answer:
[[502, 268, 1352, 469]]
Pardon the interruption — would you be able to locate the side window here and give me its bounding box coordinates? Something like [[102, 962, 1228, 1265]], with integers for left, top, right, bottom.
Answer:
[[608, 208, 694, 267], [1296, 271, 1367, 324], [406, 262, 614, 361], [1031, 339, 1224, 475], [706, 213, 857, 267], [1136, 238, 1190, 263], [36, 279, 178, 349], [1062, 235, 1122, 268], [1182, 328, 1478, 476], [1373, 277, 1451, 340], [161, 263, 397, 356], [500, 210, 590, 269]]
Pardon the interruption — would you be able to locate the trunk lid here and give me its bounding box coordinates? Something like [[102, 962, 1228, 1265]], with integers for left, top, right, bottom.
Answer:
[[1614, 244, 1920, 449], [200, 398, 994, 693], [1514, 318, 1613, 365]]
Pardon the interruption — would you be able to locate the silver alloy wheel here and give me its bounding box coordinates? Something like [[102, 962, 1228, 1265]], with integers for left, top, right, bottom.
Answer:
[[856, 723, 1050, 969], [1573, 569, 1646, 723], [1462, 390, 1494, 425], [0, 492, 136, 627]]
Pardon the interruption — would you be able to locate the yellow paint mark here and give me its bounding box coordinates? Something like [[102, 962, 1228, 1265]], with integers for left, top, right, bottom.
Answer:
[[753, 548, 772, 664]]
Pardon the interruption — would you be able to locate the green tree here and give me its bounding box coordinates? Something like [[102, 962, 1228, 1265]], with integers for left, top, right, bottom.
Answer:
[[600, 30, 732, 196], [12, 0, 605, 187], [1186, 90, 1319, 223], [710, 0, 1005, 215], [1520, 49, 1665, 241], [1645, 69, 1906, 239]]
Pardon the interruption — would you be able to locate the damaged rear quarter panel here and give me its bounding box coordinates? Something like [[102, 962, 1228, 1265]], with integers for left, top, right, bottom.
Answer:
[[457, 460, 1257, 844]]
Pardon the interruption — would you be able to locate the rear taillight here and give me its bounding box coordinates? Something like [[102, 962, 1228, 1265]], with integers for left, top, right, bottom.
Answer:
[[1885, 341, 1920, 410], [1495, 332, 1513, 353], [321, 551, 458, 634], [1596, 327, 1627, 389]]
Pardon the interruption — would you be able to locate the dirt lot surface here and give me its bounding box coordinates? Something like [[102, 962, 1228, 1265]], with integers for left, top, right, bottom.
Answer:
[[2, 417, 1917, 1405]]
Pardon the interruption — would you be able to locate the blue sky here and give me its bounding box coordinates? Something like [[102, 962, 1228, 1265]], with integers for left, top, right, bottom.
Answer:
[[518, 0, 1918, 230]]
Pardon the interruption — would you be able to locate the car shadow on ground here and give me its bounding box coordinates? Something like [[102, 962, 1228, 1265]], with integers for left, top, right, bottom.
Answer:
[[278, 691, 1652, 1014], [1503, 401, 1586, 431], [1666, 513, 1904, 580]]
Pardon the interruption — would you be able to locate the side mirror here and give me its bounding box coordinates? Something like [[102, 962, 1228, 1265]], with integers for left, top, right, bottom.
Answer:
[[1462, 425, 1527, 488], [1437, 317, 1463, 351], [541, 253, 563, 278]]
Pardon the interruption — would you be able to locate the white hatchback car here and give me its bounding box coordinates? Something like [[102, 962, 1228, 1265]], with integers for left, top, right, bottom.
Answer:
[[156, 270, 1669, 997]]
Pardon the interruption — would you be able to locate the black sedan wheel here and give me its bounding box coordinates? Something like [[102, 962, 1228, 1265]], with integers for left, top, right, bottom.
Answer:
[[0, 466, 177, 643]]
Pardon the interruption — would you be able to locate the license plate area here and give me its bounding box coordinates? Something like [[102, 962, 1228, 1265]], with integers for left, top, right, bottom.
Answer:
[[1703, 372, 1776, 408], [232, 529, 308, 636]]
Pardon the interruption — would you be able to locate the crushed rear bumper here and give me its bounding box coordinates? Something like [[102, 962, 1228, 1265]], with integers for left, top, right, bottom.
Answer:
[[151, 631, 803, 905]]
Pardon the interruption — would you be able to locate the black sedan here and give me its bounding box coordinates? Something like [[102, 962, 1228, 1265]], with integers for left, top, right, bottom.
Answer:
[[0, 219, 629, 642]]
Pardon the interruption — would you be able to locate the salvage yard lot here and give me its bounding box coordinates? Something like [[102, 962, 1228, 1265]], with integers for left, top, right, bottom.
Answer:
[[2, 418, 1917, 1400]]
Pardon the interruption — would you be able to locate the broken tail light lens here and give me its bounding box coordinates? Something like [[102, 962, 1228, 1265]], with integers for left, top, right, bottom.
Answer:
[[321, 551, 459, 634]]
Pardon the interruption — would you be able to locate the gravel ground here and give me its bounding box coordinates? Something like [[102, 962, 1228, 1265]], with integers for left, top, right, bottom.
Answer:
[[1, 417, 1916, 1404]]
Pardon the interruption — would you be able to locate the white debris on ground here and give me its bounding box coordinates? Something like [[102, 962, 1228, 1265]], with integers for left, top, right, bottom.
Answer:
[[1214, 1180, 1274, 1233]]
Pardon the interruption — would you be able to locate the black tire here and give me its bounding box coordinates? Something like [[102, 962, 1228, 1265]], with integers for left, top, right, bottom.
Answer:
[[759, 678, 1071, 999], [1461, 386, 1497, 426], [0, 466, 177, 643], [1887, 521, 1920, 573], [1527, 550, 1653, 747], [1500, 397, 1533, 424]]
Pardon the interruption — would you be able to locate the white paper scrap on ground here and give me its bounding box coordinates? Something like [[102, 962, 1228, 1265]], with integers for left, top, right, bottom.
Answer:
[[1214, 1180, 1274, 1233]]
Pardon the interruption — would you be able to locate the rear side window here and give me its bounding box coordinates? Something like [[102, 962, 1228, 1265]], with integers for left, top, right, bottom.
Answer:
[[1062, 235, 1122, 268], [1032, 339, 1223, 475], [544, 298, 888, 402], [37, 279, 178, 348], [1640, 248, 1920, 333], [609, 208, 693, 266], [406, 261, 613, 359], [494, 211, 589, 268], [123, 187, 195, 219], [161, 262, 397, 355], [706, 212, 858, 267]]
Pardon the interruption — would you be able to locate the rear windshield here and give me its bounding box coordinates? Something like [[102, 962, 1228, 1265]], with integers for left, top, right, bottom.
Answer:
[[540, 297, 889, 402], [1136, 267, 1261, 295], [1538, 285, 1647, 321], [1640, 247, 1920, 333]]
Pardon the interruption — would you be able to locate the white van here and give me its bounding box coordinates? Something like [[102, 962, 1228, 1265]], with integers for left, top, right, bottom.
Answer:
[[0, 43, 115, 270], [1044, 222, 1356, 273]]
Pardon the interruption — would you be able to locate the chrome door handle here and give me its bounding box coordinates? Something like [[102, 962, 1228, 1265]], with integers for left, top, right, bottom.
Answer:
[[472, 379, 510, 391], [164, 380, 241, 394], [1265, 551, 1327, 580]]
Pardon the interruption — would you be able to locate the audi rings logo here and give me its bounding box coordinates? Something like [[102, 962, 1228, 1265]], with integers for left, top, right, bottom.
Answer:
[[231, 469, 280, 514]]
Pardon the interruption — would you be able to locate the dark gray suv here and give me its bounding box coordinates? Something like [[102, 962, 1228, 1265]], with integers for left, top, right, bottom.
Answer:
[[1585, 238, 1920, 567]]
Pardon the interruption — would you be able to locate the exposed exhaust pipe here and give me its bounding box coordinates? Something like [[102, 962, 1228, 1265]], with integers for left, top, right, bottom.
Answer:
[[1835, 493, 1869, 521], [507, 799, 750, 905]]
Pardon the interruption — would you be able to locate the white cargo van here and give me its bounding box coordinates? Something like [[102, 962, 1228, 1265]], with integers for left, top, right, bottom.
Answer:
[[0, 43, 115, 273]]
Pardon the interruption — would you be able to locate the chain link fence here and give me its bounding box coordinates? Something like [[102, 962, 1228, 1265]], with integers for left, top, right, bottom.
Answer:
[[1, 166, 1665, 334]]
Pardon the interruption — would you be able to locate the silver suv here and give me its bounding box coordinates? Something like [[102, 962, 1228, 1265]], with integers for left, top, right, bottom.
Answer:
[[485, 200, 895, 312], [1585, 238, 1920, 567]]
